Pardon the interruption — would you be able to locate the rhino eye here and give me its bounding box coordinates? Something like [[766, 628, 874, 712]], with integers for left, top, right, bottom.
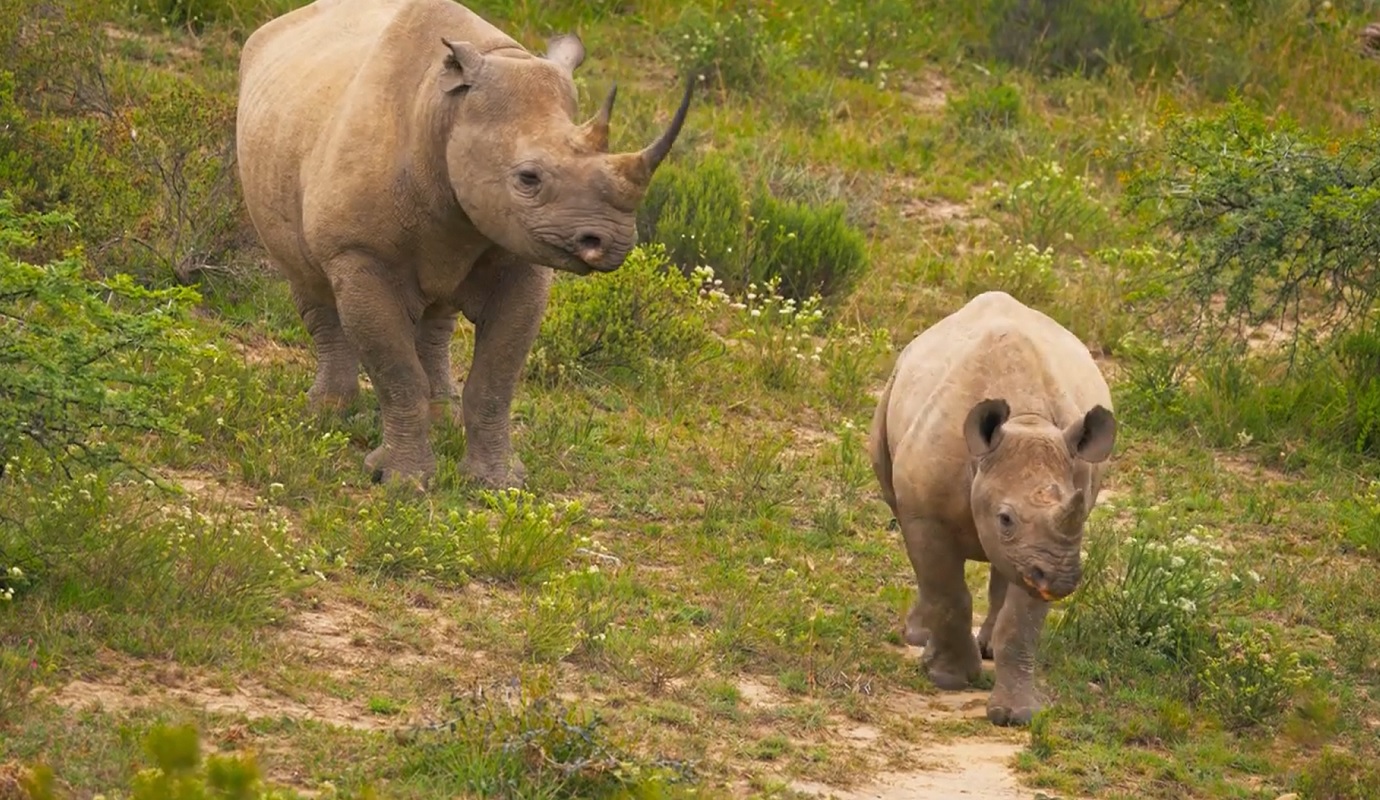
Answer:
[[517, 170, 543, 191], [997, 511, 1015, 531]]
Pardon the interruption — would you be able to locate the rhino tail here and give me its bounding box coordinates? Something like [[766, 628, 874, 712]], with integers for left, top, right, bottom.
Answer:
[[868, 373, 900, 520]]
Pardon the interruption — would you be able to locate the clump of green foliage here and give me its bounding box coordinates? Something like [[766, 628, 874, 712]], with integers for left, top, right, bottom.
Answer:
[[639, 156, 869, 301], [22, 723, 308, 800], [1121, 99, 1380, 453], [947, 82, 1023, 130], [1293, 746, 1380, 800], [0, 3, 243, 284], [0, 197, 200, 472], [1197, 625, 1312, 730], [400, 674, 696, 798], [529, 244, 712, 386], [667, 6, 772, 95]]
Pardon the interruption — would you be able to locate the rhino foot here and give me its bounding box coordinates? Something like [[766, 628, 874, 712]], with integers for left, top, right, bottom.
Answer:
[[922, 640, 982, 690], [977, 630, 995, 660], [460, 452, 527, 491], [308, 385, 358, 416], [986, 696, 1040, 727], [364, 445, 435, 490]]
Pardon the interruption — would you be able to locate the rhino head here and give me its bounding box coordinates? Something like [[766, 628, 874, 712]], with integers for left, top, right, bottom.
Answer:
[[962, 399, 1117, 602], [436, 34, 692, 274]]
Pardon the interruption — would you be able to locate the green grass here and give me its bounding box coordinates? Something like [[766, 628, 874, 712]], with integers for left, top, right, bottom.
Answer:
[[4, 0, 1380, 798]]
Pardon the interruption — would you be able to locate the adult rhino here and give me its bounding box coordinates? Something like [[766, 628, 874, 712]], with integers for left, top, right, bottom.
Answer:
[[868, 291, 1117, 726], [236, 0, 692, 488]]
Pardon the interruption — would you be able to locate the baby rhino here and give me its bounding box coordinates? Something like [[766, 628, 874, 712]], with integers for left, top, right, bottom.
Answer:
[[868, 291, 1116, 726]]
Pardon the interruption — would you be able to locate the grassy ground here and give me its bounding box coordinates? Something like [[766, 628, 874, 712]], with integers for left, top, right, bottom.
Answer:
[[4, 1, 1380, 798]]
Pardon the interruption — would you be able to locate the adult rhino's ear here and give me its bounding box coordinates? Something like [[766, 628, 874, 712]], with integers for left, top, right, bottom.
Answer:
[[439, 38, 485, 94], [544, 33, 585, 74], [964, 398, 1010, 458], [1065, 405, 1116, 463]]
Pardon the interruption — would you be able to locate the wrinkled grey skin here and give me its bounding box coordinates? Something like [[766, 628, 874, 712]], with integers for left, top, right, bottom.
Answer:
[[868, 291, 1117, 727], [235, 0, 692, 488]]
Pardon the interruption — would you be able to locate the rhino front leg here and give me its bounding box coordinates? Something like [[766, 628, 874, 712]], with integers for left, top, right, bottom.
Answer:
[[332, 255, 436, 486], [976, 566, 1008, 660], [414, 311, 461, 425], [987, 584, 1050, 727], [900, 515, 982, 690], [456, 255, 552, 490]]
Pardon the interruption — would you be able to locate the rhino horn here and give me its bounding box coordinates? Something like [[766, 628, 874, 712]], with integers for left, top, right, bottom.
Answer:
[[611, 76, 695, 187], [579, 83, 618, 152]]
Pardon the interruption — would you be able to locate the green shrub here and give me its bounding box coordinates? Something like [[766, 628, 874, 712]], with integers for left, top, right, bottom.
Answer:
[[22, 723, 308, 800], [1294, 746, 1380, 800], [667, 6, 772, 95], [985, 0, 1163, 76], [985, 159, 1110, 252], [799, 0, 929, 86], [350, 489, 587, 588], [0, 197, 200, 473], [1125, 100, 1380, 358], [1196, 625, 1311, 730], [1053, 520, 1239, 668], [400, 674, 695, 798], [639, 156, 870, 302], [529, 244, 712, 385], [746, 187, 869, 301], [638, 154, 747, 276], [947, 83, 1023, 130], [0, 2, 243, 285]]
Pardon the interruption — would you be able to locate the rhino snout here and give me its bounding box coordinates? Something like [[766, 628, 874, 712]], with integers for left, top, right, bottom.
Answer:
[[1020, 562, 1081, 602], [571, 226, 633, 272]]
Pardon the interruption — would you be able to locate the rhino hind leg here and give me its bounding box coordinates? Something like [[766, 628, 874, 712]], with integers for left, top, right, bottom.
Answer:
[[288, 279, 360, 412], [900, 516, 982, 690], [414, 311, 461, 426], [976, 566, 1008, 660], [331, 254, 437, 486]]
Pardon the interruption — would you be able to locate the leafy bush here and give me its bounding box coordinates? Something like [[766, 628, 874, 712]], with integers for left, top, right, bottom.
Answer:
[[1053, 520, 1240, 667], [1125, 99, 1380, 356], [1196, 625, 1311, 730], [22, 723, 308, 800], [947, 83, 1023, 130], [399, 675, 695, 798], [746, 187, 869, 301], [0, 3, 243, 284], [1293, 746, 1380, 800], [639, 156, 870, 302], [0, 197, 200, 473], [798, 0, 929, 86], [350, 489, 587, 588], [667, 6, 772, 94], [637, 156, 747, 281], [985, 0, 1164, 76], [528, 244, 712, 385]]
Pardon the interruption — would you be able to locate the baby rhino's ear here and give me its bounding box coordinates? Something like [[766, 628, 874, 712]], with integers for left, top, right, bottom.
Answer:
[[544, 33, 585, 74], [1064, 405, 1116, 463], [964, 398, 1011, 458], [439, 38, 486, 94]]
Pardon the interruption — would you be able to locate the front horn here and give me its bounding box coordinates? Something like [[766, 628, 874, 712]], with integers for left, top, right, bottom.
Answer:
[[638, 75, 695, 176]]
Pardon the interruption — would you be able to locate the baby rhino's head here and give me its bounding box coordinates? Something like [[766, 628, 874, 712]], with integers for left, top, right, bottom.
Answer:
[[963, 399, 1117, 602]]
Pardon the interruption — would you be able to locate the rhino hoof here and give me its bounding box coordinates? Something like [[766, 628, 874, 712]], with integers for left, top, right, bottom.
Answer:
[[460, 454, 527, 491], [364, 446, 434, 490], [987, 702, 1039, 727]]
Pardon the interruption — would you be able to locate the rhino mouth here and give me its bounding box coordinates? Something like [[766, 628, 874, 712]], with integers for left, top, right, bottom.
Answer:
[[1019, 566, 1078, 602]]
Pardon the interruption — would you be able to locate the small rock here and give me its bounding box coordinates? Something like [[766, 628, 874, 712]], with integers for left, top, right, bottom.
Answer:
[[1275, 794, 1299, 800], [1087, 682, 1103, 694]]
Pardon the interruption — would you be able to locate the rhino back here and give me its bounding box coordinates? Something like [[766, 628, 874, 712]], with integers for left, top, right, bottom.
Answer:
[[885, 292, 1110, 515], [236, 0, 515, 270]]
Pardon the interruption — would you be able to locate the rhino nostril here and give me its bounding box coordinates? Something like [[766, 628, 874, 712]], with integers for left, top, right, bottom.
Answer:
[[577, 234, 603, 253], [1026, 566, 1047, 587]]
